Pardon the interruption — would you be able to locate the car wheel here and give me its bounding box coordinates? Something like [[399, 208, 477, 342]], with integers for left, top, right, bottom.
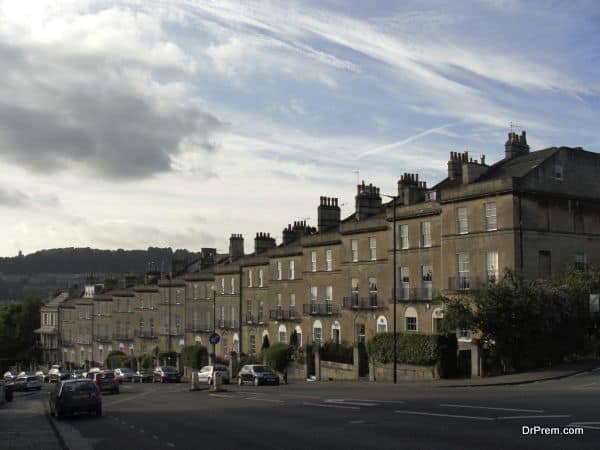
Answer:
[[207, 377, 212, 385], [160, 377, 164, 383], [238, 377, 242, 386], [254, 377, 260, 386]]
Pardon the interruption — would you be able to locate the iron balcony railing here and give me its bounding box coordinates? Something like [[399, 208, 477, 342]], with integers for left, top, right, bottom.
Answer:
[[159, 328, 184, 336], [446, 276, 485, 292], [269, 308, 302, 321], [60, 339, 73, 347], [216, 319, 238, 330], [93, 335, 112, 343], [136, 330, 157, 339], [391, 286, 437, 301], [113, 333, 133, 341], [185, 324, 204, 333], [245, 313, 255, 324], [302, 302, 340, 316], [342, 294, 383, 310], [75, 336, 92, 345]]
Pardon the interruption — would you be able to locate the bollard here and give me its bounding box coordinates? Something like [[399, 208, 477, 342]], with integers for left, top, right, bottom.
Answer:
[[5, 385, 13, 402], [211, 372, 222, 392], [190, 371, 199, 391]]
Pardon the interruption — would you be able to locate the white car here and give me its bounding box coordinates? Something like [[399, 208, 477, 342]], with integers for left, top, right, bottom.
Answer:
[[197, 365, 230, 384]]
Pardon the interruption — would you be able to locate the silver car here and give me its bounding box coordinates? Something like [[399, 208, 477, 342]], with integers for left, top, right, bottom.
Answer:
[[197, 365, 230, 384]]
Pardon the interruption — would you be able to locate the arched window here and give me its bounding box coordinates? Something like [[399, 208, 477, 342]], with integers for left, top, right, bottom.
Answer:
[[405, 306, 418, 332], [331, 321, 341, 344], [278, 325, 287, 343], [295, 326, 303, 347], [313, 320, 322, 344], [432, 308, 444, 333], [376, 315, 388, 333], [233, 333, 240, 353], [195, 335, 202, 344]]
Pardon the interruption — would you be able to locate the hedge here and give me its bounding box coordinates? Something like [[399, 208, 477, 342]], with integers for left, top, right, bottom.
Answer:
[[140, 355, 154, 369], [157, 351, 177, 366], [320, 342, 353, 364], [367, 332, 458, 377], [264, 343, 292, 373], [180, 345, 208, 370]]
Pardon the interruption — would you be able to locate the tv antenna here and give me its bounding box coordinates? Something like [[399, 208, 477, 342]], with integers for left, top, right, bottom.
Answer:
[[509, 121, 522, 133]]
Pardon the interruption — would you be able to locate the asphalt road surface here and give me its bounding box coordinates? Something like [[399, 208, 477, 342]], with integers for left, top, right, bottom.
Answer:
[[37, 370, 600, 450]]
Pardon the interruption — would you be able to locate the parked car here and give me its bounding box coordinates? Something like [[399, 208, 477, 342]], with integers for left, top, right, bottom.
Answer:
[[22, 375, 42, 391], [88, 371, 119, 394], [71, 369, 85, 380], [49, 365, 70, 383], [153, 366, 180, 383], [36, 370, 49, 383], [114, 368, 133, 383], [10, 376, 27, 391], [132, 369, 153, 383], [3, 371, 16, 382], [49, 379, 102, 418], [197, 365, 230, 384], [238, 365, 280, 386]]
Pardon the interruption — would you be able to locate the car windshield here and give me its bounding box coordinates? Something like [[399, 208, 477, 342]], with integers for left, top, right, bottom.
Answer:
[[62, 381, 95, 394], [163, 367, 177, 373], [253, 366, 267, 373], [102, 373, 114, 379]]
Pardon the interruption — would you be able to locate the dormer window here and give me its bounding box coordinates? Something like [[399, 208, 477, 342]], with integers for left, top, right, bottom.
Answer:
[[554, 159, 563, 180]]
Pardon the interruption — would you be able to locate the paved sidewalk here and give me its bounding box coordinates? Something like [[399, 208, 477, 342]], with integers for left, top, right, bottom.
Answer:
[[0, 393, 65, 450], [434, 361, 600, 388]]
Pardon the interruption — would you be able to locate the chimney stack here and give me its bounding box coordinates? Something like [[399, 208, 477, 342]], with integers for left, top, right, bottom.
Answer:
[[504, 130, 529, 159], [254, 232, 276, 254], [317, 196, 341, 232], [229, 234, 244, 261], [397, 173, 427, 206], [355, 181, 382, 221]]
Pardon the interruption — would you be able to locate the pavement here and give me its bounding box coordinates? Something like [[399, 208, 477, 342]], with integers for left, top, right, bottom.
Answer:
[[2, 362, 599, 450], [0, 389, 64, 450]]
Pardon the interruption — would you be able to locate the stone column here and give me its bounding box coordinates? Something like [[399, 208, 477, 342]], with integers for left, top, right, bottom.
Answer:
[[471, 339, 481, 378], [315, 348, 321, 381], [353, 345, 360, 381]]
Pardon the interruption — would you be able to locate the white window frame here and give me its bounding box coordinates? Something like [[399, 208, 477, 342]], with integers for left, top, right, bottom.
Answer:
[[248, 270, 253, 288], [277, 261, 282, 280], [457, 252, 470, 290], [259, 269, 264, 287], [376, 316, 388, 333], [368, 237, 377, 260], [421, 222, 431, 248], [289, 293, 296, 308], [325, 249, 333, 271], [484, 202, 497, 231], [486, 251, 499, 283], [456, 207, 468, 234], [350, 239, 358, 262], [400, 224, 409, 250], [311, 251, 317, 272], [289, 260, 295, 280], [231, 277, 235, 294]]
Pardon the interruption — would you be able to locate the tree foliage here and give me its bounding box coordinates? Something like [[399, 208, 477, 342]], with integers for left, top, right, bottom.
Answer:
[[442, 268, 592, 372], [264, 343, 292, 373], [180, 345, 208, 370], [0, 296, 42, 372]]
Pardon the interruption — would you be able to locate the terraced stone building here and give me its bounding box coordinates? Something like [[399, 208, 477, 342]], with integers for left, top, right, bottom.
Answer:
[[38, 132, 600, 367]]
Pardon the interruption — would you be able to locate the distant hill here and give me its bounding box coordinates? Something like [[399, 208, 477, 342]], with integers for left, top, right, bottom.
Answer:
[[0, 247, 200, 275], [0, 247, 201, 302]]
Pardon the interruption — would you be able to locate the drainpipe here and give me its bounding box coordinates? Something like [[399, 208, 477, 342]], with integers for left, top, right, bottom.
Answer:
[[518, 191, 524, 271]]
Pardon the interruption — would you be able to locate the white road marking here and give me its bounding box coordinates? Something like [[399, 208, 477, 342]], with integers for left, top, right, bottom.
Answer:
[[152, 435, 159, 440], [108, 390, 152, 406], [139, 429, 145, 434], [325, 399, 378, 407], [167, 442, 175, 447], [130, 425, 135, 429], [303, 402, 360, 410], [340, 398, 405, 404], [568, 422, 600, 430], [572, 382, 599, 389], [440, 404, 544, 413], [496, 415, 571, 420], [209, 393, 234, 398], [395, 410, 494, 421], [244, 397, 284, 403], [280, 394, 321, 399], [350, 420, 365, 424]]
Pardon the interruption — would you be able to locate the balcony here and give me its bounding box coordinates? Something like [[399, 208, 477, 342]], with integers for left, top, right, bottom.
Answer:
[[447, 276, 474, 292], [342, 294, 383, 310], [391, 286, 438, 302], [135, 331, 157, 339], [185, 324, 205, 333], [245, 313, 255, 325], [269, 308, 302, 322], [75, 336, 91, 345], [159, 328, 184, 337], [93, 335, 112, 343], [302, 302, 339, 316], [113, 333, 133, 341], [60, 339, 73, 347], [216, 319, 238, 330]]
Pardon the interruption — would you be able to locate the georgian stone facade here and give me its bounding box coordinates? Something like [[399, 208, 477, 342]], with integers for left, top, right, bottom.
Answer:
[[41, 132, 600, 366]]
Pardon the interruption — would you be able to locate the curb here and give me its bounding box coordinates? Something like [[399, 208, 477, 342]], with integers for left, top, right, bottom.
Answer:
[[43, 400, 69, 450], [438, 367, 598, 388]]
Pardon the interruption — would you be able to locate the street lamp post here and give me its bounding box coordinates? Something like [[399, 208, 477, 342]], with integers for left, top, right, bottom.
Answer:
[[382, 193, 398, 384]]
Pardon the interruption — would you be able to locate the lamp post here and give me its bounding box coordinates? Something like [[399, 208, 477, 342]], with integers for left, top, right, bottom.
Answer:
[[382, 193, 398, 384]]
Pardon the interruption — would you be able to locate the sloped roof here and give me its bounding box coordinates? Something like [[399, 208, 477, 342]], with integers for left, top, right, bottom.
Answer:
[[475, 147, 560, 182]]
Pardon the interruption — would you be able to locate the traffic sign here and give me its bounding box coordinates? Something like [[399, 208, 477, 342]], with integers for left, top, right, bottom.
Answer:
[[209, 332, 220, 345]]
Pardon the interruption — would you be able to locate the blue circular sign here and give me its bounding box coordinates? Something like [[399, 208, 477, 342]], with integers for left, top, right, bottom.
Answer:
[[209, 332, 220, 345]]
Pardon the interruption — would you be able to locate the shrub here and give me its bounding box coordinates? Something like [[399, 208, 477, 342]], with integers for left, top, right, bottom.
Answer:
[[367, 332, 456, 369], [233, 353, 260, 376], [180, 345, 208, 370], [140, 355, 154, 369], [157, 351, 177, 366], [264, 343, 292, 373], [320, 342, 353, 364]]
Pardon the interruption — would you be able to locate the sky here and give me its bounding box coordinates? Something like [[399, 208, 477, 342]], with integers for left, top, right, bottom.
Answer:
[[0, 0, 599, 257]]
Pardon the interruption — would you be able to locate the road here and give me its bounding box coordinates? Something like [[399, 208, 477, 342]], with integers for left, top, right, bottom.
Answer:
[[28, 370, 600, 449]]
